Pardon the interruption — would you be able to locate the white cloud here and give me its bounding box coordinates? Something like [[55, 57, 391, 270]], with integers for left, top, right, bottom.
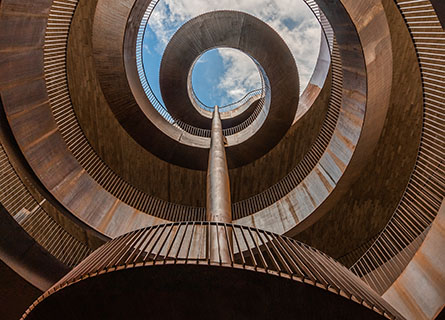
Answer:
[[143, 44, 151, 54], [217, 48, 261, 105], [147, 0, 321, 102]]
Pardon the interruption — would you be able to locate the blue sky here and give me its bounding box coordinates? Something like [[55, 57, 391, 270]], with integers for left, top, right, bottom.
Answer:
[[142, 0, 321, 108], [191, 49, 230, 107]]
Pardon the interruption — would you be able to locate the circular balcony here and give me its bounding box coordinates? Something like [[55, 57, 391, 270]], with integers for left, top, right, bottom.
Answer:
[[22, 222, 402, 319]]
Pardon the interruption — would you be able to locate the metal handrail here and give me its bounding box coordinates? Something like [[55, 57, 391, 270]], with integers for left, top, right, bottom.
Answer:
[[223, 96, 266, 136], [27, 222, 402, 320], [191, 88, 265, 113], [173, 92, 266, 137]]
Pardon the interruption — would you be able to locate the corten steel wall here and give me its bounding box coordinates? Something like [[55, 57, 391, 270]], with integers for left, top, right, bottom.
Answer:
[[235, 0, 393, 243], [348, 0, 445, 295], [4, 0, 338, 236], [71, 0, 342, 219], [0, 0, 95, 274], [378, 1, 445, 318], [0, 0, 404, 266], [1, 0, 173, 240], [0, 2, 442, 319], [0, 143, 91, 269], [383, 200, 445, 320]]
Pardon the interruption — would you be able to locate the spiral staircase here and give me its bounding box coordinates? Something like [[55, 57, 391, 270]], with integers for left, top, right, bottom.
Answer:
[[0, 0, 444, 319]]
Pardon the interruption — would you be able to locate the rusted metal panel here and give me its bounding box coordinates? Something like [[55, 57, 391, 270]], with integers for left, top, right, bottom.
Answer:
[[383, 200, 445, 320]]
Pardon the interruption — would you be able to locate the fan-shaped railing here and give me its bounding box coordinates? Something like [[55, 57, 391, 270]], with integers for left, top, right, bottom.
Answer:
[[0, 143, 92, 267], [23, 222, 402, 320], [350, 0, 445, 295]]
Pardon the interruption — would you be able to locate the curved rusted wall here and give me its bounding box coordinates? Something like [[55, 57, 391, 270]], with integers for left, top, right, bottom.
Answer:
[[295, 0, 423, 261], [94, 0, 210, 170], [383, 200, 445, 320], [68, 0, 335, 210], [0, 0, 169, 241], [79, 0, 396, 247]]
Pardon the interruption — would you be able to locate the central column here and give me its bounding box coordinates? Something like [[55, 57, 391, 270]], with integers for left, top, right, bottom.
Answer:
[[206, 106, 232, 222], [206, 106, 232, 263]]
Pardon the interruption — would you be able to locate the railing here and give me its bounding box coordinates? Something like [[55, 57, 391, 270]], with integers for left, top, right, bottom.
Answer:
[[191, 88, 264, 113], [0, 143, 92, 267], [136, 0, 172, 122], [30, 222, 402, 319], [172, 119, 211, 137], [222, 96, 266, 136], [304, 0, 334, 52], [350, 0, 445, 294]]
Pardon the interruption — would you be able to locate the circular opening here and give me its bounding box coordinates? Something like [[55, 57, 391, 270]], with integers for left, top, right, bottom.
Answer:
[[190, 48, 262, 110]]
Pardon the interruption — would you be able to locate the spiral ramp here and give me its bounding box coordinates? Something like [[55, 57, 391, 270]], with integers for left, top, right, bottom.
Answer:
[[0, 0, 444, 319]]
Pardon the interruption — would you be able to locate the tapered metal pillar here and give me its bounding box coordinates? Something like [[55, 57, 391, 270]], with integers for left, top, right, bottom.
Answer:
[[206, 106, 232, 223], [206, 106, 232, 263]]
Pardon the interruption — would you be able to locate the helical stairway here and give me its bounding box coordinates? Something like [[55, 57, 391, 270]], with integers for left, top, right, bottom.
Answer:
[[0, 0, 444, 319]]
